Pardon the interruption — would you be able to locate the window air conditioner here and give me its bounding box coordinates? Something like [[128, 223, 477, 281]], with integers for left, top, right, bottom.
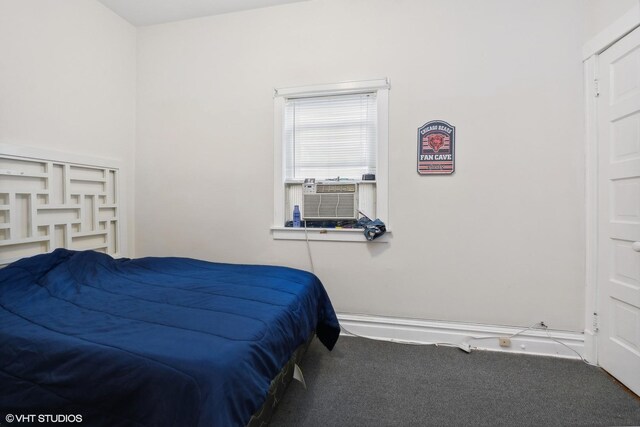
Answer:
[[302, 182, 358, 220]]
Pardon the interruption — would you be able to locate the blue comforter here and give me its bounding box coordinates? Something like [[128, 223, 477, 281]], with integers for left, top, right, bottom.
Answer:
[[0, 249, 339, 426]]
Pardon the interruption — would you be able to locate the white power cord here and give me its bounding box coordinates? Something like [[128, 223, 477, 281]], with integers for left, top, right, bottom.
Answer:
[[303, 221, 315, 274], [467, 322, 594, 365], [341, 321, 594, 364], [465, 321, 542, 343], [541, 326, 596, 366], [339, 324, 471, 352]]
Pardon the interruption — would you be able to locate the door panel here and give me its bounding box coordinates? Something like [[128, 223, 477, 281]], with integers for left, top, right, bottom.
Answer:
[[611, 112, 640, 162], [611, 177, 639, 223]]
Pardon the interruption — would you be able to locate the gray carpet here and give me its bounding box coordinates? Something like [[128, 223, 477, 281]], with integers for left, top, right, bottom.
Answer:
[[271, 336, 640, 426]]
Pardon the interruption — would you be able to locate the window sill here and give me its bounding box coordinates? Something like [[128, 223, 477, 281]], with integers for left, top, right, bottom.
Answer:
[[271, 226, 391, 242]]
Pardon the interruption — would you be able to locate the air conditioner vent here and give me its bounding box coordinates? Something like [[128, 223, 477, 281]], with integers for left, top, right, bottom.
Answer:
[[302, 192, 358, 220]]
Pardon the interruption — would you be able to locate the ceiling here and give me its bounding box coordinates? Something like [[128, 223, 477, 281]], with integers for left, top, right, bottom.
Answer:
[[97, 0, 309, 26]]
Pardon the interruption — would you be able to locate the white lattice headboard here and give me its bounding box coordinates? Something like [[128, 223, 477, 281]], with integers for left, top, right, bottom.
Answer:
[[0, 144, 124, 266]]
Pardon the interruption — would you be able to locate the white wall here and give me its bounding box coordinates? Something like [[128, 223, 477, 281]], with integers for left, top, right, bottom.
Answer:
[[136, 0, 588, 331], [0, 0, 137, 254], [584, 0, 639, 40]]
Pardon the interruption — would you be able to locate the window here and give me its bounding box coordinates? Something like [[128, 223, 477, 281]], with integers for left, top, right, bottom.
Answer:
[[273, 79, 389, 241]]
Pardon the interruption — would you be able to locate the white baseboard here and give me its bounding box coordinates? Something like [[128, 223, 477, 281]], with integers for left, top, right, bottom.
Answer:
[[337, 313, 585, 360]]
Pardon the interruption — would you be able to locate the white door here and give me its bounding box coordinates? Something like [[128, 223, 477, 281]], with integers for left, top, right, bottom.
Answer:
[[597, 25, 640, 396]]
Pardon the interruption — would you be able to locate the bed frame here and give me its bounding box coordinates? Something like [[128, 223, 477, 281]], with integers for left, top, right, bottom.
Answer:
[[247, 333, 314, 426], [0, 146, 122, 266]]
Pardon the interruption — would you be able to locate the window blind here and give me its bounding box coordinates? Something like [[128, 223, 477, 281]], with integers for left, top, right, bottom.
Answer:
[[284, 92, 377, 180]]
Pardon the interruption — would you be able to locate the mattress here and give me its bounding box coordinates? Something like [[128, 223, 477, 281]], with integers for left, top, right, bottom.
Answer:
[[0, 249, 340, 426]]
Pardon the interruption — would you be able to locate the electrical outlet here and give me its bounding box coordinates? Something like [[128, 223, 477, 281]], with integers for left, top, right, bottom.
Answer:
[[499, 337, 511, 347]]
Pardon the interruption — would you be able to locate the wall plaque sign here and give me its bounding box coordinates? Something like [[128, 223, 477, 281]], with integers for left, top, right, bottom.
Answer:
[[417, 120, 455, 175]]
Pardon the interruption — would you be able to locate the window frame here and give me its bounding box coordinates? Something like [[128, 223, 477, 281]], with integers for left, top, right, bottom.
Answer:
[[272, 79, 390, 242]]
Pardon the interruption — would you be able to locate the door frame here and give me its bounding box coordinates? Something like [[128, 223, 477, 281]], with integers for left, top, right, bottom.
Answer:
[[583, 3, 640, 364]]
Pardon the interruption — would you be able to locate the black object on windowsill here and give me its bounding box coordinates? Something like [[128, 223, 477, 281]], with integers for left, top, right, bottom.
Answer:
[[355, 215, 386, 241]]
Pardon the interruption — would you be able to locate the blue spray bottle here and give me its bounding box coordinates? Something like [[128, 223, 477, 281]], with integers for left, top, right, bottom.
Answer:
[[293, 205, 301, 227]]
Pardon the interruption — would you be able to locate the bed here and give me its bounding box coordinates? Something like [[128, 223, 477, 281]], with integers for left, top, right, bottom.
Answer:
[[0, 249, 340, 426]]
